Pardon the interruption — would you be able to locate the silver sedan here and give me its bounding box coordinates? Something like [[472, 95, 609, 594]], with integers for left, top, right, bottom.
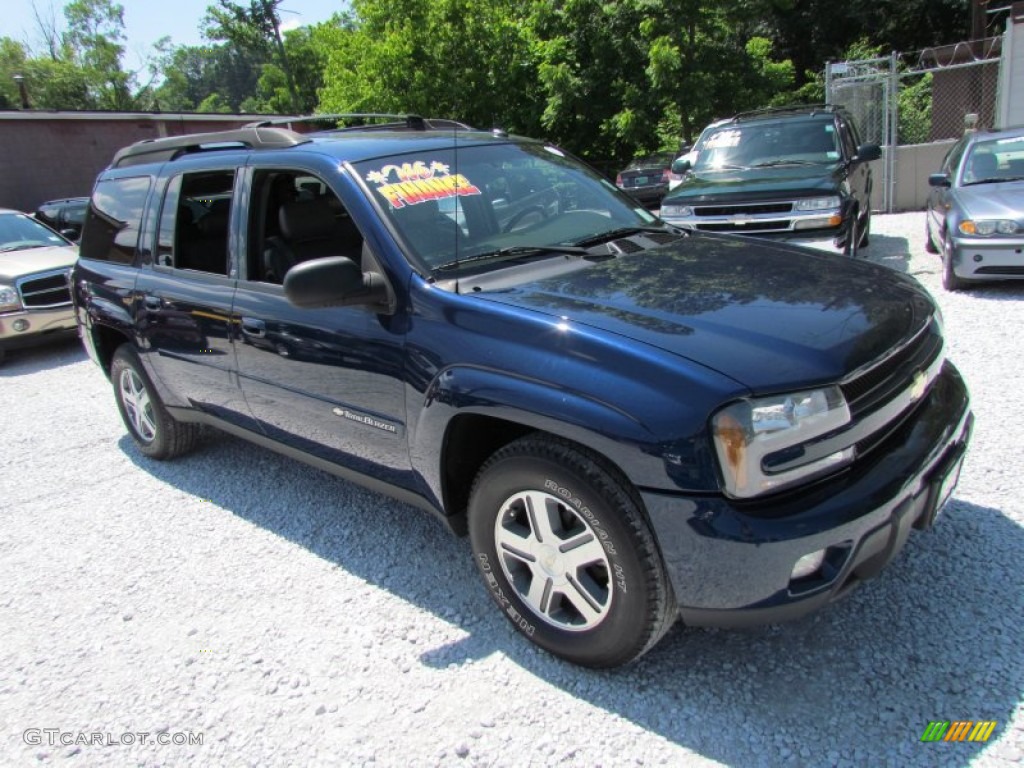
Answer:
[[926, 127, 1024, 290]]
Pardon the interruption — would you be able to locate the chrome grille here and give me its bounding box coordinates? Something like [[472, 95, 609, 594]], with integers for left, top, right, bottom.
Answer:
[[696, 220, 791, 232], [694, 202, 793, 216], [841, 325, 943, 419], [17, 269, 72, 308]]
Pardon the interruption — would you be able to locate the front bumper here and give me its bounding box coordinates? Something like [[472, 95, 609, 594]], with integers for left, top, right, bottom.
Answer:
[[0, 306, 78, 351], [660, 204, 854, 253], [643, 361, 972, 627], [949, 235, 1024, 281]]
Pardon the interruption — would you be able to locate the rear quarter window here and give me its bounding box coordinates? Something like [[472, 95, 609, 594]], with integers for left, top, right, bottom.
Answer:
[[79, 176, 152, 264]]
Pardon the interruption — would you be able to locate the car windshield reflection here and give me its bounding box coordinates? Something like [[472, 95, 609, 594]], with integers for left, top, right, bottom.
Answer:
[[354, 142, 661, 276]]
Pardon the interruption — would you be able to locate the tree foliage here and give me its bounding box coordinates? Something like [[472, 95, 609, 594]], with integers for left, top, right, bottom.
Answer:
[[0, 0, 976, 166]]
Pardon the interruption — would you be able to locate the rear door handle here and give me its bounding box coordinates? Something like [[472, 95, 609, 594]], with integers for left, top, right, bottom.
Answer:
[[241, 318, 266, 338]]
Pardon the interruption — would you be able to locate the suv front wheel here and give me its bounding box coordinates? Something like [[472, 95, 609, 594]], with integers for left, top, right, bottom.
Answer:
[[111, 346, 200, 459], [468, 434, 676, 667]]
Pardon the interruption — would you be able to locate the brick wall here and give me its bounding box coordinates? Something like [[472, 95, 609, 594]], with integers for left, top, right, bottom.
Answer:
[[0, 113, 282, 213]]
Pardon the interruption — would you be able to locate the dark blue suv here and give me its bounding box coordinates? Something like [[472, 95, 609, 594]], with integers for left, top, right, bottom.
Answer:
[[72, 115, 972, 667]]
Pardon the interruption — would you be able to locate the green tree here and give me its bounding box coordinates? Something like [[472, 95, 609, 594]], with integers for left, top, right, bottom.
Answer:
[[318, 0, 540, 134], [203, 0, 300, 112], [0, 36, 94, 109], [63, 0, 137, 109], [765, 0, 971, 91]]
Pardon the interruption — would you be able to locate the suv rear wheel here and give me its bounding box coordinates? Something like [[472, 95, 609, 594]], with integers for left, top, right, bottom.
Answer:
[[467, 434, 675, 667], [111, 346, 200, 459]]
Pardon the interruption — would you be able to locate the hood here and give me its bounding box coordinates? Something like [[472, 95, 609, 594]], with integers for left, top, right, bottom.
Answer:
[[954, 180, 1024, 218], [0, 245, 78, 281], [476, 235, 935, 392], [665, 164, 842, 205]]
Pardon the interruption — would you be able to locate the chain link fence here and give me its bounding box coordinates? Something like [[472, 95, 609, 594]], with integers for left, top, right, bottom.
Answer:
[[826, 38, 1003, 211]]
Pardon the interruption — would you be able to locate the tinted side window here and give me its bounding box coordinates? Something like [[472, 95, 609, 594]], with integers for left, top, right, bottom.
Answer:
[[247, 169, 364, 284], [837, 119, 857, 159], [156, 171, 234, 275], [80, 176, 152, 264], [36, 205, 61, 227], [64, 203, 87, 226], [943, 139, 967, 176]]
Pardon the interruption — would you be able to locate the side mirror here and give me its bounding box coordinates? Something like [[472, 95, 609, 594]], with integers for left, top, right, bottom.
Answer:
[[853, 143, 882, 163], [671, 157, 692, 174], [928, 172, 952, 188], [283, 256, 393, 313]]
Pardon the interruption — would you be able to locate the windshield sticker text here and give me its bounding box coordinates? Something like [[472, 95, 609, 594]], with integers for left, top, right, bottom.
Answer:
[[365, 160, 481, 209]]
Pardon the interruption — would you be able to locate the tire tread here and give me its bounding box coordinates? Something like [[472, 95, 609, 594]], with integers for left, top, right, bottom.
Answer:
[[470, 433, 675, 667]]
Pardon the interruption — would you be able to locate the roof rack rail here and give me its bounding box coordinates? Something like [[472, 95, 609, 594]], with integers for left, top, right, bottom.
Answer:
[[112, 125, 310, 168], [731, 103, 836, 121], [246, 113, 474, 133]]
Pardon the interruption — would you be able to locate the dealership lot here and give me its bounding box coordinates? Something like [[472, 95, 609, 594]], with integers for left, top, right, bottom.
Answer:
[[1, 212, 1022, 766]]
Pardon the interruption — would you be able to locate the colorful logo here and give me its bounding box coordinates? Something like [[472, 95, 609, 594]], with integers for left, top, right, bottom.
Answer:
[[920, 721, 997, 742], [365, 160, 481, 210]]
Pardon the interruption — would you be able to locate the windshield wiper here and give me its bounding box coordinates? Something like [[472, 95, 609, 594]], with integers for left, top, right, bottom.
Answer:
[[571, 225, 673, 247], [0, 243, 47, 252], [434, 244, 588, 273], [963, 176, 1024, 186]]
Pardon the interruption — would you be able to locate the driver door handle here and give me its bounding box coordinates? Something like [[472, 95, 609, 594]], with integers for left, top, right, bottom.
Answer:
[[241, 317, 266, 338]]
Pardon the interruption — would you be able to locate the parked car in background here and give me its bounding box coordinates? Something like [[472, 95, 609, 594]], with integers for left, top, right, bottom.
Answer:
[[615, 152, 675, 207], [660, 105, 880, 257], [925, 126, 1024, 290], [0, 209, 78, 364], [74, 116, 970, 668], [33, 197, 90, 242]]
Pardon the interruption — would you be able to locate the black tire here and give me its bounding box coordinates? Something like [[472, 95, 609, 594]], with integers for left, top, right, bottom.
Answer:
[[843, 214, 859, 258], [941, 237, 966, 291], [858, 207, 871, 248], [924, 216, 939, 254], [467, 434, 676, 668], [111, 345, 200, 459]]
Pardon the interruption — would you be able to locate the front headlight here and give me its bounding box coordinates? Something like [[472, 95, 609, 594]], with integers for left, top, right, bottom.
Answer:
[[660, 204, 694, 218], [712, 386, 853, 499], [0, 283, 21, 313], [794, 196, 841, 211], [958, 219, 1021, 236]]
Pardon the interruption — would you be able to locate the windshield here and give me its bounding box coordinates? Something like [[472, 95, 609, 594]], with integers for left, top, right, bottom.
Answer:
[[693, 118, 841, 171], [961, 136, 1024, 185], [0, 213, 71, 252], [354, 142, 660, 275]]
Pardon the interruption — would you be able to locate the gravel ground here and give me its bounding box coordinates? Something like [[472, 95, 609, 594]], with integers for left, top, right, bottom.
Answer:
[[1, 211, 1022, 767]]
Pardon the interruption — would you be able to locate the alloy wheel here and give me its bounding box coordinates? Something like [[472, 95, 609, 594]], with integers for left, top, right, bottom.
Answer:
[[493, 489, 612, 631], [119, 367, 157, 442]]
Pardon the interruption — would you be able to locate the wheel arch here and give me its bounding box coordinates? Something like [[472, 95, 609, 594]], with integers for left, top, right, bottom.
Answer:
[[89, 322, 134, 379], [417, 367, 672, 536]]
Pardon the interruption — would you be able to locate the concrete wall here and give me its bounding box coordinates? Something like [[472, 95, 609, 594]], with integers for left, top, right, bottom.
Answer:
[[0, 112, 290, 213], [891, 140, 958, 211]]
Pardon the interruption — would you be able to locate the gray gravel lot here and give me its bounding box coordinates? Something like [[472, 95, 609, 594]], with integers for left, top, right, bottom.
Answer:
[[1, 211, 1022, 767]]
